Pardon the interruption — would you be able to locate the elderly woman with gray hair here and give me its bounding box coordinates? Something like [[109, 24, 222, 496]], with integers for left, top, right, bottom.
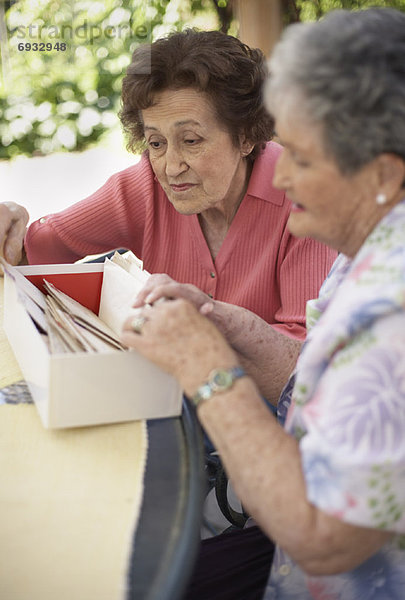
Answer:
[[122, 7, 405, 599]]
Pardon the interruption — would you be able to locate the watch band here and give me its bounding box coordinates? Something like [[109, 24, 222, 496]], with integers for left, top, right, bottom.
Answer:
[[191, 366, 246, 407]]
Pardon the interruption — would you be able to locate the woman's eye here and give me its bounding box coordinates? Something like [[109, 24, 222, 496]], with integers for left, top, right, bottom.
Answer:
[[291, 152, 309, 167], [149, 141, 162, 149], [184, 138, 199, 145]]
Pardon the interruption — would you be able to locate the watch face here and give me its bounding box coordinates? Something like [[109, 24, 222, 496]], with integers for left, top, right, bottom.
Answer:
[[211, 369, 233, 391], [192, 367, 245, 406]]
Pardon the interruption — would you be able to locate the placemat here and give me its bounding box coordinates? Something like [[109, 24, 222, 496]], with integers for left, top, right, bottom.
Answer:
[[0, 277, 148, 600], [0, 276, 24, 388]]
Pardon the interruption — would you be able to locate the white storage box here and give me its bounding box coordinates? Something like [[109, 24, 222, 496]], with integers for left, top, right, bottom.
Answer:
[[3, 263, 183, 429]]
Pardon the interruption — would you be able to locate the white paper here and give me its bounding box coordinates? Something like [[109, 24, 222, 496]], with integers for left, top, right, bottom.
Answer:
[[98, 256, 150, 336], [1, 258, 47, 310]]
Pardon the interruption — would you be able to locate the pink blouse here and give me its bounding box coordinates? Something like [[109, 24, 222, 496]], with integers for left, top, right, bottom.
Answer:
[[25, 142, 337, 339]]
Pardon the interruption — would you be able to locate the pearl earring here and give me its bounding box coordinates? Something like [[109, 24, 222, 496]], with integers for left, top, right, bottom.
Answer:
[[376, 193, 387, 205]]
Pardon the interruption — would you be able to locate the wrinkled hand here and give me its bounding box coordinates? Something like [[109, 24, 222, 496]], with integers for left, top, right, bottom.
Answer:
[[0, 202, 29, 265], [133, 273, 215, 316], [121, 298, 238, 397]]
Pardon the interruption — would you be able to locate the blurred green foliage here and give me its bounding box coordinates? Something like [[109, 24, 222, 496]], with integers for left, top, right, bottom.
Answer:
[[0, 0, 219, 159], [1, 0, 404, 160], [292, 0, 405, 22]]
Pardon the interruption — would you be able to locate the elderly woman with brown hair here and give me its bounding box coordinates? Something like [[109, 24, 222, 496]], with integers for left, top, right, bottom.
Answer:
[[122, 8, 405, 599], [0, 29, 335, 404]]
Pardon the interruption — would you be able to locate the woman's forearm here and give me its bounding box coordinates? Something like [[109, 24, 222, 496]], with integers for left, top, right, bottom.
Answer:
[[121, 298, 390, 575], [197, 377, 392, 575], [207, 300, 302, 403]]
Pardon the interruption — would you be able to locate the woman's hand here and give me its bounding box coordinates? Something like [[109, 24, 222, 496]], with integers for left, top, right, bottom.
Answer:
[[133, 273, 215, 316], [0, 202, 29, 265], [121, 298, 239, 397], [132, 273, 302, 403]]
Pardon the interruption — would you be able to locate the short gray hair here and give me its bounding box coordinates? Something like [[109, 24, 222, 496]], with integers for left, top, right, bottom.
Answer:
[[266, 8, 405, 176]]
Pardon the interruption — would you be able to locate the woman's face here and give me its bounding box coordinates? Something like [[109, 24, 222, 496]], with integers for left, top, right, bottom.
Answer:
[[272, 104, 381, 258], [141, 88, 249, 217]]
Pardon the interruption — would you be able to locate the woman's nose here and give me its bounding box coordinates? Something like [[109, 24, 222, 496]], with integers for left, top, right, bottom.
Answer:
[[273, 151, 290, 191], [165, 145, 188, 178]]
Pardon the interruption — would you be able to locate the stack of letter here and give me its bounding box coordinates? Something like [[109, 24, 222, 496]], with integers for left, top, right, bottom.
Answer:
[[2, 251, 149, 355]]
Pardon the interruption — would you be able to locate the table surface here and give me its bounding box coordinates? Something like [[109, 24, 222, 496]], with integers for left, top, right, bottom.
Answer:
[[0, 276, 205, 600]]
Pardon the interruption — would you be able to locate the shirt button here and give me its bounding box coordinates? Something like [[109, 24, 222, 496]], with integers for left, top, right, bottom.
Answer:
[[279, 564, 291, 576], [39, 217, 47, 224], [210, 272, 216, 278]]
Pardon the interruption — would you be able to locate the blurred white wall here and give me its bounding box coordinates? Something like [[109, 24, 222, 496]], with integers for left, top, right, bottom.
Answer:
[[0, 129, 138, 224]]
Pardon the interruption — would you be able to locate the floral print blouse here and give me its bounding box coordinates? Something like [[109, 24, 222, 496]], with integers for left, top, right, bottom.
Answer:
[[265, 198, 405, 599]]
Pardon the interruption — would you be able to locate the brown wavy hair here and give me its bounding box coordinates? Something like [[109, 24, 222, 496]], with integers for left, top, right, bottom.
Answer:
[[119, 29, 274, 161]]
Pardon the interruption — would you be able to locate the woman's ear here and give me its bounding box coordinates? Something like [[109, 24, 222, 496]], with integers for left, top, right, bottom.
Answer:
[[376, 153, 405, 200], [239, 134, 255, 158]]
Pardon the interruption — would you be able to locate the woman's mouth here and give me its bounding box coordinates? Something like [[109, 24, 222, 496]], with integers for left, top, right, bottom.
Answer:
[[291, 202, 305, 213], [170, 183, 196, 192]]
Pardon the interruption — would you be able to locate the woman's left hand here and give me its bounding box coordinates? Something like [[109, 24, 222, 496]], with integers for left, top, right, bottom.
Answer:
[[132, 273, 214, 315], [121, 298, 239, 397]]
